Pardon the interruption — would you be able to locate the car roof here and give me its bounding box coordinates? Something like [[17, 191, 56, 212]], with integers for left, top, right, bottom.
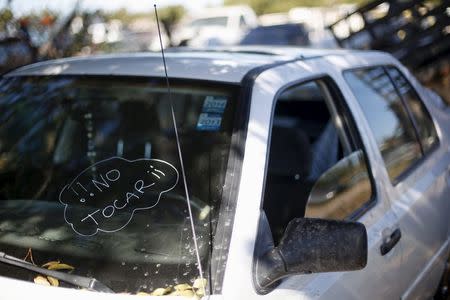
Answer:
[[5, 46, 382, 84]]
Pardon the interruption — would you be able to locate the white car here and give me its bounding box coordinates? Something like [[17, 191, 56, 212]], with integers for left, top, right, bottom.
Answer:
[[172, 6, 258, 47], [0, 47, 449, 300]]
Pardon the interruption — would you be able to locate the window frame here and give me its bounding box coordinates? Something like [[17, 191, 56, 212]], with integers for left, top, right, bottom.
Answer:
[[252, 74, 378, 295], [260, 75, 377, 224], [384, 65, 440, 156], [342, 64, 441, 185]]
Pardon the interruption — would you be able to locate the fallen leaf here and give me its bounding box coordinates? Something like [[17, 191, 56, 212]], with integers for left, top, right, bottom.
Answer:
[[42, 261, 60, 268], [150, 287, 171, 296], [173, 283, 192, 291], [192, 278, 207, 290], [47, 263, 75, 271], [46, 276, 59, 287], [169, 289, 195, 297], [193, 278, 207, 297], [34, 276, 50, 286]]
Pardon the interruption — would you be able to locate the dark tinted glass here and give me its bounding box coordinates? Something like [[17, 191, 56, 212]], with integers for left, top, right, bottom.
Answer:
[[386, 67, 438, 153], [0, 76, 237, 294], [344, 67, 422, 182], [240, 24, 309, 46]]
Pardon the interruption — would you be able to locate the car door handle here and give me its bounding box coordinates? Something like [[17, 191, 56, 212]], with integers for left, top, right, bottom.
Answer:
[[380, 228, 402, 256]]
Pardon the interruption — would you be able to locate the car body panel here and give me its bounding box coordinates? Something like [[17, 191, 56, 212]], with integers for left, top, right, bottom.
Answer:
[[402, 239, 450, 300], [391, 66, 450, 300], [5, 51, 278, 83], [0, 275, 225, 300]]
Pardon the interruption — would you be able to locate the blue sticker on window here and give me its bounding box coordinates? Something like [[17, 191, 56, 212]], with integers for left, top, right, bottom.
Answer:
[[196, 113, 222, 131], [202, 96, 227, 114]]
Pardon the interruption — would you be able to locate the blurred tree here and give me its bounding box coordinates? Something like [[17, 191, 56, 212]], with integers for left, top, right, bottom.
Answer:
[[0, 8, 13, 32], [224, 0, 367, 15], [106, 8, 153, 24], [109, 8, 130, 22], [39, 12, 56, 27], [157, 5, 185, 47]]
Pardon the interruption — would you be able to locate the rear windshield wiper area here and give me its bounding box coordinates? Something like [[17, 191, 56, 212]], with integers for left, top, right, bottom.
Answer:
[[0, 251, 113, 293]]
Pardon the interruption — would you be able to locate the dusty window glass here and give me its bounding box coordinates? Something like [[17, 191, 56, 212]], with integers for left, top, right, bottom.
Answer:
[[386, 66, 439, 153], [263, 80, 372, 244], [344, 67, 422, 182], [0, 76, 238, 294]]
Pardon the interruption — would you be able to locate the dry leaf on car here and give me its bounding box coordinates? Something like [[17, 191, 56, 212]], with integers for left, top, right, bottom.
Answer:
[[47, 263, 75, 271], [173, 283, 192, 291], [169, 289, 196, 297], [33, 276, 50, 286], [46, 276, 59, 287], [150, 287, 171, 296], [42, 261, 60, 268]]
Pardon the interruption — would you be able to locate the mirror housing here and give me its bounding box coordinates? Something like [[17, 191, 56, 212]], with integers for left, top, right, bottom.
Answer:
[[255, 218, 367, 293]]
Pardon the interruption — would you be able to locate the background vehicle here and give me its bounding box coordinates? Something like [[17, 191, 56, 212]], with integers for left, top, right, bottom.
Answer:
[[0, 47, 449, 299], [171, 5, 258, 47], [327, 0, 450, 103], [239, 23, 310, 46]]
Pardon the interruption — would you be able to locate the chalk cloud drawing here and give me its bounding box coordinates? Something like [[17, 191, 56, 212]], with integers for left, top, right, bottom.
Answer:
[[59, 157, 179, 236]]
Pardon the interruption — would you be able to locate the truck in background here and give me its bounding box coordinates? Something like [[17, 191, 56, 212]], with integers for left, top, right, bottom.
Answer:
[[327, 0, 450, 103]]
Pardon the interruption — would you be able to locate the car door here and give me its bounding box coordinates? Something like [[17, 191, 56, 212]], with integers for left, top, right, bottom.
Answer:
[[343, 65, 450, 299], [220, 58, 404, 300], [385, 66, 450, 299]]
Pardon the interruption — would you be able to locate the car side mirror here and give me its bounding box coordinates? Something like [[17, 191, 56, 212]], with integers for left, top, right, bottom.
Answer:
[[255, 218, 367, 293]]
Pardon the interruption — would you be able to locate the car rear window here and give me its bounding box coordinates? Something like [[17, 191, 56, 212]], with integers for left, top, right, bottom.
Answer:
[[385, 67, 439, 153], [344, 67, 423, 182], [240, 24, 309, 46]]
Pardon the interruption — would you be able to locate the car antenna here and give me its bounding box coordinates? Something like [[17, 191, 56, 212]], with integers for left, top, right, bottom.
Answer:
[[153, 4, 206, 295]]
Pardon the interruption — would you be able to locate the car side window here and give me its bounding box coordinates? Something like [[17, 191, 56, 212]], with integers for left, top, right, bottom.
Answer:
[[344, 67, 422, 183], [263, 79, 373, 243], [386, 66, 439, 153]]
